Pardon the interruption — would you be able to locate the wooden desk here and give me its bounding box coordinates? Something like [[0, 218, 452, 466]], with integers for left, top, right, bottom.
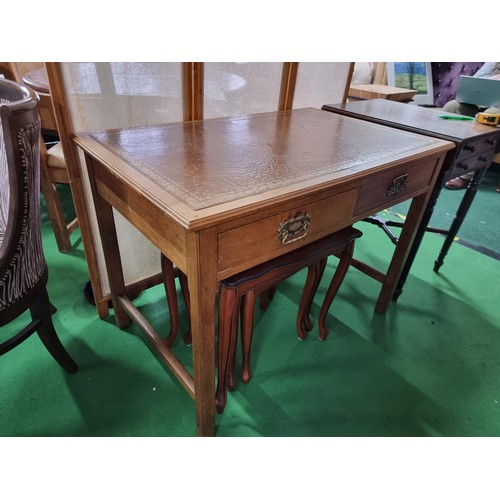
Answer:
[[348, 84, 417, 103], [73, 108, 453, 436], [322, 99, 500, 297]]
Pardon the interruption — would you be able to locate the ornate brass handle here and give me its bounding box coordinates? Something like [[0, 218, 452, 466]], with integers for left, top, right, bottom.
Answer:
[[277, 212, 312, 245], [386, 174, 409, 196]]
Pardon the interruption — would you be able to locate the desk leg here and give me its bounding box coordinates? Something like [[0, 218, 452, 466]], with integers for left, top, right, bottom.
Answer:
[[85, 155, 129, 328], [376, 193, 428, 314], [186, 229, 218, 437], [433, 166, 487, 273], [392, 180, 444, 302]]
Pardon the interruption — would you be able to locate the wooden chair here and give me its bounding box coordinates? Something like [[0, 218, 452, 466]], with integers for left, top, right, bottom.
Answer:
[[0, 78, 77, 372], [215, 226, 362, 413], [44, 62, 355, 318], [8, 62, 78, 253], [45, 62, 193, 351], [46, 63, 185, 321], [37, 91, 79, 253], [43, 62, 355, 359], [160, 254, 191, 347]]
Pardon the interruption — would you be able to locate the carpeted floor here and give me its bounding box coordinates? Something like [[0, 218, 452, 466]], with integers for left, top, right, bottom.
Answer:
[[1, 178, 499, 438]]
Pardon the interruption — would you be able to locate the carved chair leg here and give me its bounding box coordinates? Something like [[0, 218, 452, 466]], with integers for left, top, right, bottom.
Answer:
[[318, 242, 355, 341], [33, 287, 78, 373], [259, 285, 277, 310], [216, 287, 239, 414], [178, 271, 192, 345], [226, 295, 240, 391], [40, 163, 72, 253], [240, 290, 257, 384], [297, 258, 328, 339], [161, 254, 180, 348]]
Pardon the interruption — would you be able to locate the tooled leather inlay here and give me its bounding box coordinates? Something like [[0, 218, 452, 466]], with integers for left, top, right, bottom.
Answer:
[[89, 108, 438, 210]]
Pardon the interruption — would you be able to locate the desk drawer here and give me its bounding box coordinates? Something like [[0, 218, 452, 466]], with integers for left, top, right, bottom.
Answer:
[[218, 188, 358, 277], [354, 156, 437, 216], [449, 151, 495, 178], [456, 136, 498, 161]]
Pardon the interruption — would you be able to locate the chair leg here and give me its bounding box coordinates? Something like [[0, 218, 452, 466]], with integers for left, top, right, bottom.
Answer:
[[226, 296, 241, 391], [216, 287, 239, 414], [297, 258, 327, 340], [40, 172, 72, 253], [178, 271, 192, 346], [318, 241, 355, 341], [259, 285, 277, 310], [161, 254, 180, 348], [33, 287, 78, 373], [240, 289, 257, 384]]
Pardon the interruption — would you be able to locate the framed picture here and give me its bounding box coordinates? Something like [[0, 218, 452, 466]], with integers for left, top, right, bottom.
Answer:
[[386, 62, 434, 105]]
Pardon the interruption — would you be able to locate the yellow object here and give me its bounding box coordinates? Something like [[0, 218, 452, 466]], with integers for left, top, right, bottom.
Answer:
[[475, 112, 500, 126]]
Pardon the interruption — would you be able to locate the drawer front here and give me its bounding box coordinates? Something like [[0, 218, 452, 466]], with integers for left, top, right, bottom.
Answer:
[[218, 188, 358, 278], [449, 150, 495, 178], [354, 156, 438, 217], [456, 135, 498, 161]]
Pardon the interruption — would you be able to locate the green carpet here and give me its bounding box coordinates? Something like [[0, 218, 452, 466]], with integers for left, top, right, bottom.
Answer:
[[1, 183, 499, 438]]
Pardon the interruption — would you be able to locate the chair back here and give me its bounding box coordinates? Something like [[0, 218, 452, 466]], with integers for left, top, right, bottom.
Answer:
[[292, 62, 354, 109], [0, 78, 45, 324], [49, 63, 184, 308], [431, 62, 484, 108]]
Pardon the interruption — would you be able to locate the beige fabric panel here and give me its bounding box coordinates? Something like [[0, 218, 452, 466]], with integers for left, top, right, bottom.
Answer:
[[293, 62, 353, 108], [203, 62, 283, 118], [60, 63, 184, 295]]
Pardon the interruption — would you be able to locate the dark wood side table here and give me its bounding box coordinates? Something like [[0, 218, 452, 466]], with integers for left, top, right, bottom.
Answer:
[[322, 99, 500, 299]]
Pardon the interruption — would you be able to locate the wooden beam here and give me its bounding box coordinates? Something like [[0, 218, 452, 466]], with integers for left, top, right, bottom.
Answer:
[[45, 62, 110, 319], [183, 62, 204, 122], [278, 62, 299, 111]]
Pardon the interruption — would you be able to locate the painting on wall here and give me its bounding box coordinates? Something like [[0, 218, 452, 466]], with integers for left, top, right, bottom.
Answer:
[[386, 62, 434, 105]]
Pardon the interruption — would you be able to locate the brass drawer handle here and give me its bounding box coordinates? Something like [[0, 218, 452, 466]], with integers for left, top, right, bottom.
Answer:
[[278, 212, 312, 245], [387, 174, 409, 196]]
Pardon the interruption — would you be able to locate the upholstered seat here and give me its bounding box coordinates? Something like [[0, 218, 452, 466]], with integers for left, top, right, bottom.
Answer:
[[0, 78, 77, 372], [215, 226, 362, 413], [46, 141, 65, 169]]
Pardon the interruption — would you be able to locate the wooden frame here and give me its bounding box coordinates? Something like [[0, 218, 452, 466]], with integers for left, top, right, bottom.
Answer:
[[279, 62, 299, 110], [45, 63, 111, 316], [183, 62, 204, 121]]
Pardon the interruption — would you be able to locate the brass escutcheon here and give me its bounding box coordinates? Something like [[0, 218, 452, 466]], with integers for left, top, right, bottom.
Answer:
[[387, 174, 409, 196], [277, 212, 312, 245]]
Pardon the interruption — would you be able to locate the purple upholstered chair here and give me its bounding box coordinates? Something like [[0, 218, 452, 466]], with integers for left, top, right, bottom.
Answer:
[[430, 62, 484, 108]]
